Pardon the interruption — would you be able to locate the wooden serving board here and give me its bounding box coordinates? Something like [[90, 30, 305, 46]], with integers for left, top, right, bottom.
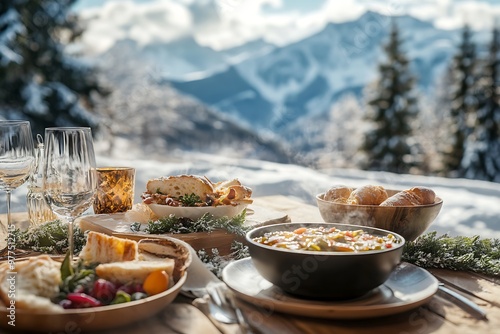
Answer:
[[77, 202, 291, 255]]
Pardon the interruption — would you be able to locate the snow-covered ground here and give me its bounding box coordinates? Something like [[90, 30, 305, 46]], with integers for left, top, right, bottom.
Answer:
[[5, 152, 500, 239]]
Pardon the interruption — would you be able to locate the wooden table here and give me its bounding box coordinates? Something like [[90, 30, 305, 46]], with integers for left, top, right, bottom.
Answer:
[[1, 196, 499, 333]]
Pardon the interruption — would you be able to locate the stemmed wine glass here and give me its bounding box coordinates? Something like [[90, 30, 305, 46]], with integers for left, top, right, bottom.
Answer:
[[43, 127, 97, 260], [0, 121, 35, 235]]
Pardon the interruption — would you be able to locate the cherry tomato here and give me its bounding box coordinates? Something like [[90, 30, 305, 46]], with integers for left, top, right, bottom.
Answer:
[[143, 270, 169, 296]]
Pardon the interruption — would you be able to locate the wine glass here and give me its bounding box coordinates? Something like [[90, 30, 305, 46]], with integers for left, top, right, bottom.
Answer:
[[43, 127, 97, 260], [0, 121, 35, 235]]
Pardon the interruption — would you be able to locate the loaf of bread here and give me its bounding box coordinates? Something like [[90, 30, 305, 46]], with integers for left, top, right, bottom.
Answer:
[[146, 175, 214, 199], [380, 187, 436, 206], [79, 231, 139, 264], [347, 185, 388, 205], [0, 255, 63, 312], [95, 260, 175, 285], [323, 185, 353, 203]]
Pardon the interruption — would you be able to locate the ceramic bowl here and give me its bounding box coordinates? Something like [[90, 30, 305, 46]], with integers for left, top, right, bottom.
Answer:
[[246, 222, 405, 300], [147, 203, 249, 220]]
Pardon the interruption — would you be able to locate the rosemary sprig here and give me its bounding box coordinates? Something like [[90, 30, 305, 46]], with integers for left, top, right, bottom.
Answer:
[[129, 210, 250, 278], [131, 210, 248, 236], [197, 241, 250, 278], [402, 231, 500, 276], [11, 220, 86, 254]]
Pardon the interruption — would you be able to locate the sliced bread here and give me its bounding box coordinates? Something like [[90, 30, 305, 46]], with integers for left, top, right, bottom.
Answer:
[[79, 231, 139, 264], [146, 175, 214, 199], [95, 260, 175, 285]]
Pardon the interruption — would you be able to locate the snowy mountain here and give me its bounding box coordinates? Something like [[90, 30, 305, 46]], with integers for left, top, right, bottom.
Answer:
[[149, 12, 462, 132], [93, 48, 295, 165]]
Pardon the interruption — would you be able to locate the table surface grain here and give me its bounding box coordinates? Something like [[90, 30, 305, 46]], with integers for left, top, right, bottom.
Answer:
[[1, 195, 499, 334]]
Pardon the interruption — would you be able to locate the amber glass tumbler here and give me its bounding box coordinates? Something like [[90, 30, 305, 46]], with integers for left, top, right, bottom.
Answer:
[[93, 167, 135, 214]]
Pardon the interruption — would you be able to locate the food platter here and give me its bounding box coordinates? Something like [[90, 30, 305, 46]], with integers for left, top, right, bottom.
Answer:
[[0, 269, 186, 332], [77, 203, 289, 256], [222, 258, 438, 319]]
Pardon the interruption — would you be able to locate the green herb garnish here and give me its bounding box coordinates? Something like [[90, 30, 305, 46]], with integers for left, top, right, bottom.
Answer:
[[197, 240, 250, 278], [60, 251, 74, 281], [11, 220, 86, 254], [403, 232, 500, 276], [55, 257, 98, 302], [178, 193, 203, 207], [135, 210, 248, 235]]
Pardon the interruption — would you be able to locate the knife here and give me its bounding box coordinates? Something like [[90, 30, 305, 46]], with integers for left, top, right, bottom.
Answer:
[[437, 283, 488, 320]]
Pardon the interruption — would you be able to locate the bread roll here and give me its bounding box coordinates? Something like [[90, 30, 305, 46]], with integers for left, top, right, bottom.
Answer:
[[323, 185, 353, 203], [0, 255, 63, 312], [380, 186, 436, 207], [146, 175, 214, 199], [407, 186, 436, 205], [347, 185, 388, 205]]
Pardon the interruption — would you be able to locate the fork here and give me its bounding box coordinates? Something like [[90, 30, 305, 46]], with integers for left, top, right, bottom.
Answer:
[[205, 282, 239, 324], [179, 243, 252, 332]]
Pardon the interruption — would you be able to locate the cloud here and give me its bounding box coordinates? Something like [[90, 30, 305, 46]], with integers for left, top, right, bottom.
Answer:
[[80, 0, 192, 53], [78, 0, 500, 54]]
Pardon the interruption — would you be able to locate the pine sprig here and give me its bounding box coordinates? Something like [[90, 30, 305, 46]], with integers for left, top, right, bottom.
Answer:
[[131, 210, 249, 236], [402, 232, 500, 276], [129, 211, 250, 278], [11, 220, 87, 254], [197, 240, 250, 278]]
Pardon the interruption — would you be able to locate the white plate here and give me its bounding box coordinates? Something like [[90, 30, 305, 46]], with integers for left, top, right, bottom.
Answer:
[[148, 203, 249, 220], [222, 258, 438, 319]]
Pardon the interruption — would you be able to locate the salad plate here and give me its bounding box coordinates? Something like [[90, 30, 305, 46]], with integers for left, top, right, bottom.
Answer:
[[0, 272, 186, 332], [222, 258, 438, 319]]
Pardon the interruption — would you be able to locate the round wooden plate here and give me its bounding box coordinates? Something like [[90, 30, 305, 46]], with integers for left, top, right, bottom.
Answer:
[[0, 271, 186, 332]]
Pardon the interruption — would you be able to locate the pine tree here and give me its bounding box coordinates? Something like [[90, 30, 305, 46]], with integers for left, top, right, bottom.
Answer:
[[0, 0, 107, 136], [462, 27, 500, 182], [443, 25, 477, 176], [362, 22, 420, 174]]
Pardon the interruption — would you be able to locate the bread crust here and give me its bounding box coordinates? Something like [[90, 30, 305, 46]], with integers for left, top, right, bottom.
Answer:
[[347, 185, 388, 205], [324, 185, 353, 203], [138, 239, 191, 281], [146, 175, 214, 199], [380, 186, 436, 207]]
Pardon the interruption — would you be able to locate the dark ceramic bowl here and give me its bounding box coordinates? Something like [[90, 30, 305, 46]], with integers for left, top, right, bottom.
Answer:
[[316, 190, 443, 241], [246, 222, 405, 300]]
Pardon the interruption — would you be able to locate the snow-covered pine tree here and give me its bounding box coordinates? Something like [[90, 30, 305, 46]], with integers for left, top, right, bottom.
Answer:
[[361, 22, 421, 174], [462, 27, 500, 182], [0, 0, 107, 136], [442, 25, 477, 177]]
